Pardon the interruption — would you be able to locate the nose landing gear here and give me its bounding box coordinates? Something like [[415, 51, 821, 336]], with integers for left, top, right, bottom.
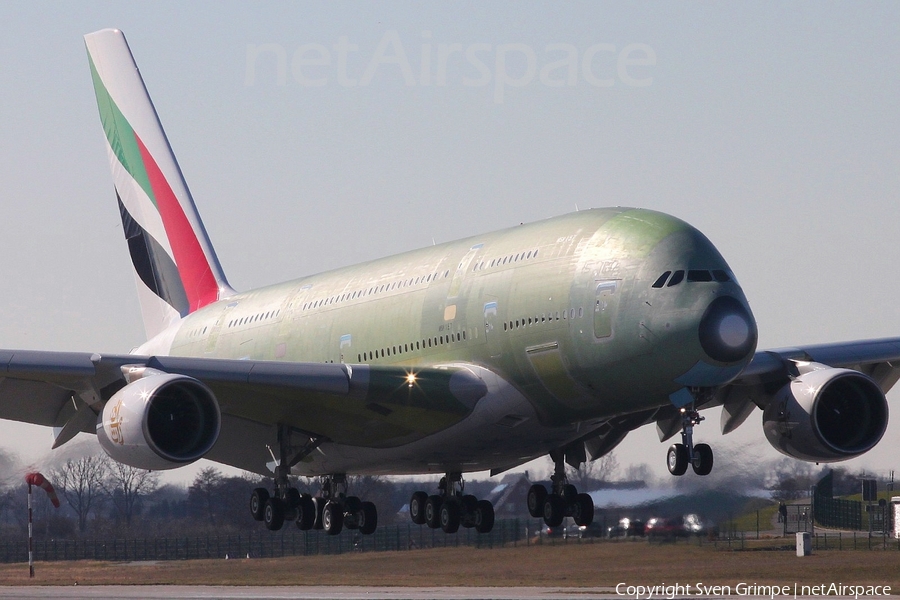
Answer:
[[667, 405, 714, 476]]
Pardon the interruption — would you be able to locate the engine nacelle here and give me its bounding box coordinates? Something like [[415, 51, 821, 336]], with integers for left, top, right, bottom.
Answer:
[[97, 373, 220, 471], [762, 364, 888, 462]]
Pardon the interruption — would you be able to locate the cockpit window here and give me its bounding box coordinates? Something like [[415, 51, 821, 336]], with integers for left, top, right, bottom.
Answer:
[[651, 271, 672, 288], [687, 270, 713, 282], [667, 270, 685, 287], [712, 269, 731, 282]]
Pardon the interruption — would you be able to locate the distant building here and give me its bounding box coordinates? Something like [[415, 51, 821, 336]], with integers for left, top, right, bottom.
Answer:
[[486, 474, 535, 519]]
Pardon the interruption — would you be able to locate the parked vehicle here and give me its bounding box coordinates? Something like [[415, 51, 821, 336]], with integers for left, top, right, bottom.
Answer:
[[644, 517, 686, 539], [607, 517, 646, 538]]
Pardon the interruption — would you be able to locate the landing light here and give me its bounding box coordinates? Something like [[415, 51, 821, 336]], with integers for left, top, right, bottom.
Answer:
[[406, 373, 417, 388]]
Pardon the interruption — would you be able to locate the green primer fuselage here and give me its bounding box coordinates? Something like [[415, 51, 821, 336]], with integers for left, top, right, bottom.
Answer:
[[168, 208, 751, 440]]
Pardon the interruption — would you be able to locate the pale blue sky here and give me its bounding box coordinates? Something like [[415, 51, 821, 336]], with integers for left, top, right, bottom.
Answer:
[[1, 2, 898, 485]]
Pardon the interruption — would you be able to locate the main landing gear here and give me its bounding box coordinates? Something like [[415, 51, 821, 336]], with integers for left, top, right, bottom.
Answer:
[[666, 404, 714, 477], [409, 472, 495, 534], [247, 426, 378, 536], [526, 450, 594, 528]]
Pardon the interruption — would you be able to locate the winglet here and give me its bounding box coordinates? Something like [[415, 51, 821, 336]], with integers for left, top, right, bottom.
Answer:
[[84, 29, 234, 338]]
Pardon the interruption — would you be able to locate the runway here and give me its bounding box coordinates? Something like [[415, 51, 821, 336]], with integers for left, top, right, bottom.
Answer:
[[0, 587, 616, 599], [0, 588, 885, 600]]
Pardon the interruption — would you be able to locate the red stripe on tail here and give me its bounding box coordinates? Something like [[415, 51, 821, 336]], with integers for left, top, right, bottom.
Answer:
[[134, 133, 218, 312]]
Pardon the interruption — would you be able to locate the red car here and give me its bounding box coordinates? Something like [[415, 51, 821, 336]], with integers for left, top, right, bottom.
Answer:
[[644, 517, 686, 539]]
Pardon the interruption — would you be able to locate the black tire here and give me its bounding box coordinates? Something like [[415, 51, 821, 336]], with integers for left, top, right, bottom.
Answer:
[[249, 488, 269, 521], [425, 495, 442, 529], [296, 494, 315, 530], [667, 443, 689, 476], [312, 496, 325, 530], [285, 488, 301, 509], [461, 494, 478, 516], [543, 495, 565, 527], [693, 443, 714, 476], [440, 499, 460, 534], [409, 491, 428, 525], [263, 497, 285, 531], [359, 501, 378, 535], [344, 495, 362, 514], [526, 484, 547, 518], [474, 499, 495, 533], [572, 493, 594, 526], [562, 484, 578, 504], [322, 500, 344, 535]]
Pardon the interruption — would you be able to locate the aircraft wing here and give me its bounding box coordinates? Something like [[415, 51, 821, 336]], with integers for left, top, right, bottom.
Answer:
[[0, 349, 487, 471], [715, 337, 900, 435]]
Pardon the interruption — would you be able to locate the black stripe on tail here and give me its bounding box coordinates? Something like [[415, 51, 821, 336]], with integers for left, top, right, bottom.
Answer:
[[118, 191, 190, 317]]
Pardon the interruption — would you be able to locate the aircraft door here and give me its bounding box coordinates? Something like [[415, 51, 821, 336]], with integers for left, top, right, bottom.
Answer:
[[593, 280, 619, 339], [483, 300, 502, 357]]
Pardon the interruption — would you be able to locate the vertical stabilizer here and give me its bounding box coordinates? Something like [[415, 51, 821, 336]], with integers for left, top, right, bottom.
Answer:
[[84, 29, 234, 339]]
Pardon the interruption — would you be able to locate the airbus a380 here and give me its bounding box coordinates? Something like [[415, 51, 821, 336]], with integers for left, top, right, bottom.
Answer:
[[0, 29, 896, 536]]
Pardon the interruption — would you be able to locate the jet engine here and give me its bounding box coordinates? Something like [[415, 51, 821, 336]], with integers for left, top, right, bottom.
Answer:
[[762, 364, 888, 462], [97, 373, 220, 470]]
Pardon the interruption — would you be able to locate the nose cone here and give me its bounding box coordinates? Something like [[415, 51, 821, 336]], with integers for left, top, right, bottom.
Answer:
[[698, 296, 757, 364]]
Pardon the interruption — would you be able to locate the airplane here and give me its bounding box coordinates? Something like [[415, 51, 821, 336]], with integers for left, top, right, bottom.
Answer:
[[1, 28, 897, 537]]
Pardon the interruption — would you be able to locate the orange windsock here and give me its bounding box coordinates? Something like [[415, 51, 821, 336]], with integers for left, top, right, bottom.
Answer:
[[25, 472, 60, 508]]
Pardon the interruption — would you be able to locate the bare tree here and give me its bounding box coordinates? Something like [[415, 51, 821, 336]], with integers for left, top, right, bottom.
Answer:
[[622, 463, 655, 487], [101, 457, 159, 528], [50, 455, 108, 533], [188, 466, 224, 526], [566, 451, 619, 491]]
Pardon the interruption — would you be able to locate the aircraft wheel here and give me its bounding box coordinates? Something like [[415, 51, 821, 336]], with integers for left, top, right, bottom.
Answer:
[[296, 494, 315, 530], [409, 491, 428, 525], [249, 488, 269, 521], [543, 495, 565, 527], [285, 488, 301, 509], [562, 484, 578, 504], [425, 495, 442, 529], [263, 497, 285, 531], [440, 499, 460, 534], [474, 499, 494, 533], [344, 495, 362, 514], [572, 493, 594, 527], [359, 501, 378, 535], [667, 443, 689, 476], [312, 496, 325, 530], [526, 484, 547, 518], [692, 443, 714, 476], [322, 500, 344, 535]]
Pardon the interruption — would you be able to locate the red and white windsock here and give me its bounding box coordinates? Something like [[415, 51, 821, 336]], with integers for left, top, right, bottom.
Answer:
[[25, 472, 60, 508]]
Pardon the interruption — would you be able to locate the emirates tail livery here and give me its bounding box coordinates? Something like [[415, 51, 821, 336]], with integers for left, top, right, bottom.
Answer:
[[0, 29, 896, 535]]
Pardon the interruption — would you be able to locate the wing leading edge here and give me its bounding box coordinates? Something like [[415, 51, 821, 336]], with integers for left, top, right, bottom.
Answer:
[[0, 349, 487, 471]]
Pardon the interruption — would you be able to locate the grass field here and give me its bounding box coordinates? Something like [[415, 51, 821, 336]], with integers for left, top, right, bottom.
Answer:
[[1, 541, 898, 588]]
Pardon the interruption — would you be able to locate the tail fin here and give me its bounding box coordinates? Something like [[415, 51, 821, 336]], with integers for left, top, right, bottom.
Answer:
[[84, 29, 234, 339]]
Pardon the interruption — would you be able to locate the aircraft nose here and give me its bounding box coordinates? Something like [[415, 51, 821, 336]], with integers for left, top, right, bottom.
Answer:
[[698, 296, 757, 364]]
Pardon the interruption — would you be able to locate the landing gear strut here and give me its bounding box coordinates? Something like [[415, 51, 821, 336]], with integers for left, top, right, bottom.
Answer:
[[667, 401, 714, 477], [526, 450, 594, 527], [409, 472, 495, 534], [248, 425, 378, 535]]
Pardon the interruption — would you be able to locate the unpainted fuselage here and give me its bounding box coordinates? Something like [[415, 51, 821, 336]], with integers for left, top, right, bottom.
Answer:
[[151, 207, 757, 475]]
